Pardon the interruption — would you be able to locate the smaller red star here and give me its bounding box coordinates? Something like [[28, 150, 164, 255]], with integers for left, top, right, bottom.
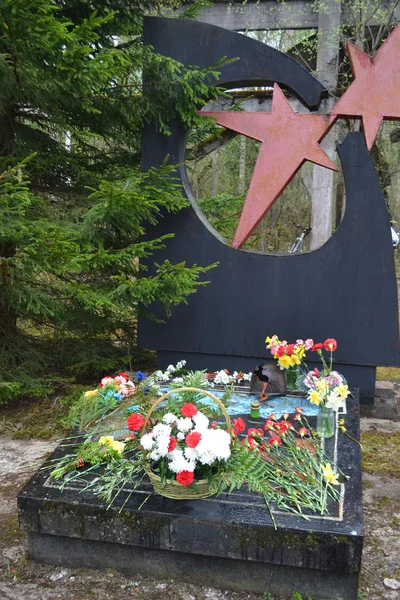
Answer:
[[201, 84, 337, 248], [332, 24, 400, 149]]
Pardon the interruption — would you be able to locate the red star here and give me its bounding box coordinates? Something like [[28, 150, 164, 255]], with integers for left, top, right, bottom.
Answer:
[[332, 24, 400, 149], [201, 84, 336, 249]]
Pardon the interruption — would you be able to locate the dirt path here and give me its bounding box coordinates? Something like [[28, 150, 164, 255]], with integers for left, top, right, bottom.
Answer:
[[0, 424, 399, 600]]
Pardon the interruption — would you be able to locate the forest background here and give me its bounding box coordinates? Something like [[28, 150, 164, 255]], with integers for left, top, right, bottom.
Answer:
[[1, 0, 400, 407]]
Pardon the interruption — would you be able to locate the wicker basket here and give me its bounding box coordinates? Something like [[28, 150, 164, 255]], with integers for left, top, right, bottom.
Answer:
[[141, 387, 231, 500]]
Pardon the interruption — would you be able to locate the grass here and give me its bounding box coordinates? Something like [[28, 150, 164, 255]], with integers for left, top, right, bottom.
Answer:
[[0, 387, 85, 440], [361, 431, 400, 477], [376, 366, 400, 381]]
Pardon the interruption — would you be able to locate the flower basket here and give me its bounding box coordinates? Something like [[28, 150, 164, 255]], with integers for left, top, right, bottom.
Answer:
[[141, 387, 232, 501]]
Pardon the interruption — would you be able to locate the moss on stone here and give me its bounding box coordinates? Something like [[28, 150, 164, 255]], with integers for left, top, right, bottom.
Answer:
[[361, 431, 400, 477]]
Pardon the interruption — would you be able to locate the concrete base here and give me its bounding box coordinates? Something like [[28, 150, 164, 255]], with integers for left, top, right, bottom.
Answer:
[[27, 531, 360, 600], [18, 392, 363, 600]]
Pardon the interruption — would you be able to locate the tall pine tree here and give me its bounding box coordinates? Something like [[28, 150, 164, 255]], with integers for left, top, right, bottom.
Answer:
[[0, 0, 222, 401]]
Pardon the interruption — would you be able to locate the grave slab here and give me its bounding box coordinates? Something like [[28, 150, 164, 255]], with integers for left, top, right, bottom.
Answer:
[[18, 392, 363, 600]]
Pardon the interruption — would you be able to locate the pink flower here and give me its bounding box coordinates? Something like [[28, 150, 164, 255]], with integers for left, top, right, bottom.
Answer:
[[295, 406, 304, 413], [100, 376, 113, 387], [281, 412, 289, 420], [114, 375, 128, 384], [323, 338, 337, 352], [293, 413, 302, 422], [304, 339, 314, 350]]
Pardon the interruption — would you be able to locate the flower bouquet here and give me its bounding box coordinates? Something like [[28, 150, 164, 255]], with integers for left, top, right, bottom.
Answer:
[[49, 366, 345, 526], [265, 335, 350, 437], [139, 387, 232, 500]]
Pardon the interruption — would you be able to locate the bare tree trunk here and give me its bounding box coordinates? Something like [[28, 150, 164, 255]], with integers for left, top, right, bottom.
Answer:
[[309, 2, 341, 251]]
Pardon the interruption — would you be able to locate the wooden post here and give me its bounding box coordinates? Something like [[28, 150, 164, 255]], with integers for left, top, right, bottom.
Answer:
[[309, 2, 341, 251]]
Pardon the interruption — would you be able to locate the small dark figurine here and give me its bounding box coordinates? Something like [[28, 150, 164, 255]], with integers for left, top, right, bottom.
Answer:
[[253, 364, 270, 402]]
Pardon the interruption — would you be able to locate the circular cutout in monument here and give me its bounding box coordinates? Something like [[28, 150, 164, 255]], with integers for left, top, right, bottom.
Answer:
[[185, 92, 344, 254]]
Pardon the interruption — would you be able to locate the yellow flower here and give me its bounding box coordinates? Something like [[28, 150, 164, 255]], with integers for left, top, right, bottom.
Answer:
[[99, 436, 114, 446], [291, 353, 301, 365], [265, 336, 271, 343], [322, 463, 339, 485], [109, 440, 125, 454], [278, 355, 293, 369], [309, 390, 322, 405], [316, 379, 329, 394], [337, 384, 349, 399], [84, 390, 98, 398]]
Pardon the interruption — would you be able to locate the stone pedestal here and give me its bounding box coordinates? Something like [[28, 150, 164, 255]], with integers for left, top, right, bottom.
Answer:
[[18, 393, 363, 600]]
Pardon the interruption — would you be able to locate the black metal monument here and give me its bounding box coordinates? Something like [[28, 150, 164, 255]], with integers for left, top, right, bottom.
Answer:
[[139, 17, 400, 404]]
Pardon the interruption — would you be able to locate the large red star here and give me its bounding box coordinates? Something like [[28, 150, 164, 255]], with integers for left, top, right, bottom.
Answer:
[[331, 24, 400, 149], [201, 84, 337, 249]]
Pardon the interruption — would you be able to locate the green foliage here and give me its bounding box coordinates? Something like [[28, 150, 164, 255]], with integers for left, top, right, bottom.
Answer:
[[0, 0, 222, 402]]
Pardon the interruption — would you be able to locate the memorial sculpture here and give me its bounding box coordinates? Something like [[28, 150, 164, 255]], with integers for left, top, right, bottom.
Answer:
[[139, 17, 400, 404], [19, 17, 400, 599]]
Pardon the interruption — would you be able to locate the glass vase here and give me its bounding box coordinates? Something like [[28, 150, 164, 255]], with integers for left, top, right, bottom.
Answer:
[[285, 366, 300, 391], [316, 406, 335, 439]]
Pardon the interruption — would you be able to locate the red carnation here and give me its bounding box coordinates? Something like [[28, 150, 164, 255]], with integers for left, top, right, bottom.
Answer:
[[186, 431, 202, 448], [323, 338, 337, 352], [176, 470, 195, 486], [295, 406, 304, 413], [278, 420, 293, 433], [312, 343, 323, 351], [180, 403, 198, 417], [168, 436, 177, 452], [127, 413, 145, 431], [276, 346, 285, 357], [247, 427, 264, 438], [268, 435, 282, 447], [210, 421, 218, 429], [298, 427, 310, 438], [233, 417, 245, 433], [119, 371, 130, 379], [286, 344, 295, 356]]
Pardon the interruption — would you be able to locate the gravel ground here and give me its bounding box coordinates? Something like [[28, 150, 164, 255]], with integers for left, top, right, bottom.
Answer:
[[0, 420, 399, 600]]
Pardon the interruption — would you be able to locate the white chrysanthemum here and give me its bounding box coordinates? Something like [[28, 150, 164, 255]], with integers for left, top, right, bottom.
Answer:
[[150, 449, 161, 461], [177, 417, 193, 433], [214, 370, 230, 385], [176, 360, 186, 369], [196, 429, 231, 464], [156, 433, 171, 457], [162, 412, 177, 425], [210, 429, 231, 460], [184, 447, 198, 461], [192, 410, 209, 431], [177, 432, 185, 441], [168, 449, 195, 473], [140, 433, 154, 450], [166, 364, 175, 373], [197, 449, 216, 465], [153, 423, 171, 437]]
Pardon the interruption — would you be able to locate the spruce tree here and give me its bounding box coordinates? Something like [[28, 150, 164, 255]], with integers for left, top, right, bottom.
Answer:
[[0, 0, 222, 402]]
